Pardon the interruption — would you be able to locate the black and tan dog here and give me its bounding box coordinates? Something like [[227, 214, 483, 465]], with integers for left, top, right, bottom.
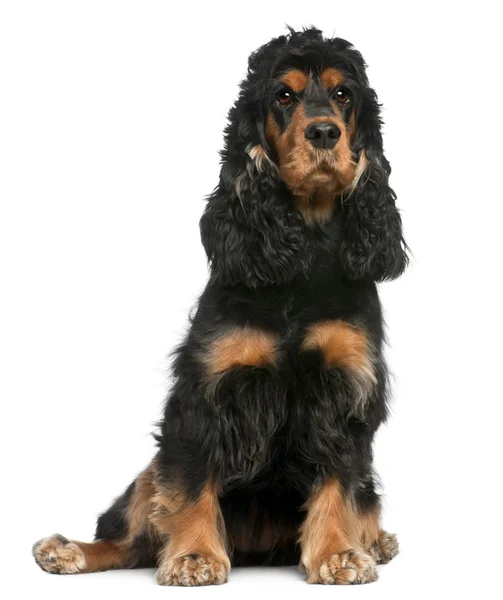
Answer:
[[33, 27, 407, 586]]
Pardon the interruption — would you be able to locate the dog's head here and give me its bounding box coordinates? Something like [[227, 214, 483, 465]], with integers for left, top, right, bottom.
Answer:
[[265, 66, 357, 202], [201, 28, 408, 287]]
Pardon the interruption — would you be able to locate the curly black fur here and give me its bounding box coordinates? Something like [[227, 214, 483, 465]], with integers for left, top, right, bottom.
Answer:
[[340, 158, 408, 282], [38, 28, 408, 577], [156, 27, 407, 564]]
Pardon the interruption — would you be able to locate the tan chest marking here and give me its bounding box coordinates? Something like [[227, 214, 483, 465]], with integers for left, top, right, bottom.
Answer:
[[302, 320, 376, 387], [203, 327, 278, 376]]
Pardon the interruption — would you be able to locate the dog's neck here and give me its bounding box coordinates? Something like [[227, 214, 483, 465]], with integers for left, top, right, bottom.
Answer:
[[294, 189, 336, 225]]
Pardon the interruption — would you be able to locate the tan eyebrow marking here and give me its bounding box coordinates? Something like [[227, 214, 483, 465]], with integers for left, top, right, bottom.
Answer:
[[281, 69, 309, 93], [320, 68, 345, 89]]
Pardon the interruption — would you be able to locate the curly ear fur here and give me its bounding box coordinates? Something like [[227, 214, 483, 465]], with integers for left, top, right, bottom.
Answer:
[[200, 160, 309, 288], [340, 84, 409, 282], [200, 74, 310, 288]]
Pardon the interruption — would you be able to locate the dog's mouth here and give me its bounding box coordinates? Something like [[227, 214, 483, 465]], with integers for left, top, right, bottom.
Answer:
[[281, 151, 357, 197], [306, 150, 352, 179], [270, 127, 357, 197], [312, 146, 346, 165]]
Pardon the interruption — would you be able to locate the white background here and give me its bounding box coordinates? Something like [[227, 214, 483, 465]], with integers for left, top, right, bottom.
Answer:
[[1, 0, 502, 597]]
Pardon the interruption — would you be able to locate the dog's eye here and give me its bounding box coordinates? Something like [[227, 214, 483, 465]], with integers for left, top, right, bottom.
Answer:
[[277, 91, 293, 106], [334, 87, 351, 106]]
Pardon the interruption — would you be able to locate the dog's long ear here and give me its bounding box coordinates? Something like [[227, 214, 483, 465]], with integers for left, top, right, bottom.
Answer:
[[200, 74, 309, 288], [340, 82, 408, 282]]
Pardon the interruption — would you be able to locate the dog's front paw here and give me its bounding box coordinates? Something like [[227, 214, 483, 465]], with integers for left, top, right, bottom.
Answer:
[[307, 549, 377, 584], [156, 553, 229, 586], [33, 534, 86, 574]]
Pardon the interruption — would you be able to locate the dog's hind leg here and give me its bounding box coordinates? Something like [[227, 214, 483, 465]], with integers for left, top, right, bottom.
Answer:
[[354, 475, 399, 565], [33, 459, 160, 574], [357, 503, 399, 565]]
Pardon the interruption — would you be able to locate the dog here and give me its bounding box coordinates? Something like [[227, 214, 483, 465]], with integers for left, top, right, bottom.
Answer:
[[33, 27, 408, 586]]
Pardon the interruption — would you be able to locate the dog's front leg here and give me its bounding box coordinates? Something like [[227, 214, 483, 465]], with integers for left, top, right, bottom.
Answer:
[[299, 477, 377, 585], [150, 479, 230, 586]]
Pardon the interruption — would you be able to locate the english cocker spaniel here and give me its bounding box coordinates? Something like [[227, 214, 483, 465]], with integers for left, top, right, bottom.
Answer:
[[33, 27, 408, 586]]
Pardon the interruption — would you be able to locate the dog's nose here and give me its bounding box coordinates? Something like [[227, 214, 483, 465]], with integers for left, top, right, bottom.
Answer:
[[305, 122, 341, 149]]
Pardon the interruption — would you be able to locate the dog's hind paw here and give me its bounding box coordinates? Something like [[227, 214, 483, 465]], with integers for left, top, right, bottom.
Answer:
[[33, 534, 86, 574], [370, 530, 399, 564]]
